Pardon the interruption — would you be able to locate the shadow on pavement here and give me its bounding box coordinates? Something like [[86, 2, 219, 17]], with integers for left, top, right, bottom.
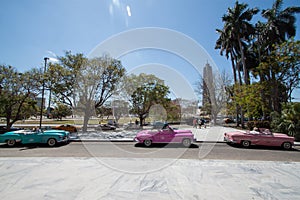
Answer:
[[134, 143, 199, 149], [226, 143, 300, 152]]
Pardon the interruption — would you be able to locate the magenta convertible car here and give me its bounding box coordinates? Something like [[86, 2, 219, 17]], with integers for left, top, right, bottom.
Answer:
[[134, 124, 194, 147], [224, 128, 295, 150]]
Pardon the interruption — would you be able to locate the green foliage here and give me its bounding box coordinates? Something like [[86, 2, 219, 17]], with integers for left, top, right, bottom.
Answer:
[[130, 81, 170, 126], [122, 73, 164, 99], [47, 51, 87, 107], [247, 121, 271, 130], [51, 103, 72, 120], [216, 0, 300, 127], [271, 102, 300, 140], [259, 38, 300, 102], [232, 83, 264, 120], [0, 65, 41, 127]]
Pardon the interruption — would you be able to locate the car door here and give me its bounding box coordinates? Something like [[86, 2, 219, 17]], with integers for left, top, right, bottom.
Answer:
[[255, 133, 274, 146], [159, 129, 175, 143], [21, 131, 42, 144]]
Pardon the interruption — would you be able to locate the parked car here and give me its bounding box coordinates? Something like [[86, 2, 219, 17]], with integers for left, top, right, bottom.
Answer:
[[95, 124, 116, 131], [224, 128, 295, 150], [0, 129, 70, 147], [0, 126, 22, 134], [134, 124, 194, 147], [54, 124, 78, 133]]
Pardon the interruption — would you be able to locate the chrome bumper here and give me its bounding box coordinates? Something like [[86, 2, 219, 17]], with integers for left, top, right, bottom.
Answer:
[[224, 137, 237, 143]]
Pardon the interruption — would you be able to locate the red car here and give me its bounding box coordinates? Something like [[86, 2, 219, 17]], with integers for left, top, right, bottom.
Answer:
[[134, 124, 194, 147], [54, 124, 78, 133], [224, 128, 294, 150]]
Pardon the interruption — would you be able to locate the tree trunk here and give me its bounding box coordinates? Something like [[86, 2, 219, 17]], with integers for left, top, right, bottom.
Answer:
[[238, 36, 249, 85], [82, 111, 90, 132]]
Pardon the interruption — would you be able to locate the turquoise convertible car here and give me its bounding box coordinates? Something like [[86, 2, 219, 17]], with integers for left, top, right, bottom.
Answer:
[[0, 129, 70, 147]]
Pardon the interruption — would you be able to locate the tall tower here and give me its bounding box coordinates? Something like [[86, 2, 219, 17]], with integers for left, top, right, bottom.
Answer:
[[202, 62, 214, 107]]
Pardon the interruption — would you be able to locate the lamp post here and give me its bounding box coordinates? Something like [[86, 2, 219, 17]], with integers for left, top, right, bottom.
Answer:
[[39, 57, 49, 129]]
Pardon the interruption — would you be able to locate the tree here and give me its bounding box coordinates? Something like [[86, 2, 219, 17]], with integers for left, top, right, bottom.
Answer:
[[257, 0, 300, 113], [47, 52, 125, 131], [220, 1, 259, 85], [259, 39, 300, 103], [261, 0, 300, 47], [216, 1, 258, 128], [73, 55, 126, 131], [51, 103, 72, 120], [47, 51, 87, 108], [130, 82, 170, 126], [122, 73, 164, 99], [0, 65, 41, 128]]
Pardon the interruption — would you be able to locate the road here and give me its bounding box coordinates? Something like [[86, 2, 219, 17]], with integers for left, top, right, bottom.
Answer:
[[0, 141, 299, 161]]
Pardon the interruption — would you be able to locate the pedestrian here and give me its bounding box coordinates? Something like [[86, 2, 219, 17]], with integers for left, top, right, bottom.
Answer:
[[198, 119, 202, 129], [135, 119, 139, 128], [193, 118, 197, 128]]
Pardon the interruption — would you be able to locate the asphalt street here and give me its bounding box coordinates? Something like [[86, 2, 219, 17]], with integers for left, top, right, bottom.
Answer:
[[0, 141, 299, 161]]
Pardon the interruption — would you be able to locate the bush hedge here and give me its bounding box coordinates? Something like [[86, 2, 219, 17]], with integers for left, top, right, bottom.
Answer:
[[247, 121, 271, 130]]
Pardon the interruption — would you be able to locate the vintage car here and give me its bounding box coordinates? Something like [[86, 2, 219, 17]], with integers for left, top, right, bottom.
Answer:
[[224, 128, 295, 150], [54, 124, 78, 133], [134, 124, 194, 147], [95, 124, 116, 131], [0, 129, 70, 147]]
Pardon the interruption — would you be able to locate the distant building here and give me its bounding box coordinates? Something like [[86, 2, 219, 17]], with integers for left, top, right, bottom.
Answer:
[[202, 62, 214, 107]]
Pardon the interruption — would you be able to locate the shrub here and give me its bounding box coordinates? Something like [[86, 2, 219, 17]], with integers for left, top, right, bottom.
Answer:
[[247, 121, 270, 130]]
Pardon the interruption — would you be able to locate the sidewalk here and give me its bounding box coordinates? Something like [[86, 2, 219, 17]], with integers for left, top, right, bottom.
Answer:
[[0, 157, 299, 200]]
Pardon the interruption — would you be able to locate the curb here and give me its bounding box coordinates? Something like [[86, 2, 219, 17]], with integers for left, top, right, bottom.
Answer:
[[70, 138, 227, 143], [70, 138, 300, 146]]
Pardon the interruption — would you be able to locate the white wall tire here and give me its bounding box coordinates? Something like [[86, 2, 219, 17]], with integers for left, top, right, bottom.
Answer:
[[7, 139, 16, 147], [47, 138, 57, 147], [282, 142, 292, 150], [182, 138, 191, 147], [143, 139, 152, 147], [241, 140, 250, 148]]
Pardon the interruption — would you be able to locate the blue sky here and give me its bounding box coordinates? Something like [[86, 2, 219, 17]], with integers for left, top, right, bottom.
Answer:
[[0, 0, 299, 100]]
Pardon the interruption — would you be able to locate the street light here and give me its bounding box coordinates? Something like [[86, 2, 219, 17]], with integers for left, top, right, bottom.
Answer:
[[39, 57, 49, 129]]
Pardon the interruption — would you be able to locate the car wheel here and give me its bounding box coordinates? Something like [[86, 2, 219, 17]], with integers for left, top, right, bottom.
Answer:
[[182, 138, 191, 147], [282, 142, 292, 150], [7, 139, 16, 147], [241, 140, 251, 148], [143, 139, 152, 147], [47, 138, 57, 147]]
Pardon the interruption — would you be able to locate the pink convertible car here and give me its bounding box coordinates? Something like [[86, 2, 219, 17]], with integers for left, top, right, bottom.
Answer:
[[224, 128, 295, 150], [134, 124, 194, 147]]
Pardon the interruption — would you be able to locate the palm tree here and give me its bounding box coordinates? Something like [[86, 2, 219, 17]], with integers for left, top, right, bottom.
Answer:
[[215, 28, 238, 84], [221, 1, 259, 85], [259, 0, 300, 113], [216, 1, 258, 127], [261, 0, 300, 46]]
